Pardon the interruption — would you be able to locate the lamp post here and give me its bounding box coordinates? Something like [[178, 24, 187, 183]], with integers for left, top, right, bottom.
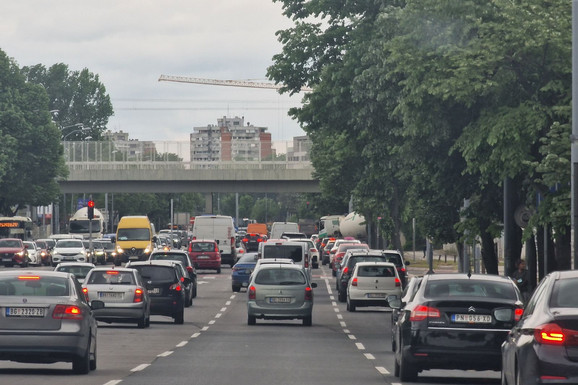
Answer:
[[61, 124, 89, 141]]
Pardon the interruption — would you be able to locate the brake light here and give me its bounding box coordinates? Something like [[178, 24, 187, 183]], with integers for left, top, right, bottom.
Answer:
[[305, 286, 313, 300], [186, 266, 193, 273], [192, 236, 196, 240], [410, 305, 441, 322], [18, 276, 40, 280], [169, 283, 182, 291], [515, 307, 524, 322], [399, 267, 406, 273], [351, 278, 358, 286], [106, 270, 119, 275], [257, 238, 263, 242], [134, 288, 144, 303], [180, 276, 185, 283], [395, 277, 401, 287], [534, 323, 578, 346], [248, 285, 256, 300], [343, 267, 349, 274], [53, 304, 83, 320], [214, 244, 219, 252], [242, 238, 249, 243], [82, 287, 89, 301]]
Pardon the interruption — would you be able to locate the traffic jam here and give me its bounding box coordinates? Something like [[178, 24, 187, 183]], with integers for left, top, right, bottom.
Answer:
[[0, 212, 575, 385]]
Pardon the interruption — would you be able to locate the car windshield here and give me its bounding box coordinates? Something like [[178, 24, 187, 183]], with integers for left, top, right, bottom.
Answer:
[[0, 240, 21, 248], [132, 265, 176, 282], [425, 280, 517, 300], [56, 266, 94, 279], [191, 242, 216, 252], [87, 271, 135, 285], [255, 268, 306, 285], [117, 228, 150, 241], [56, 240, 83, 248], [0, 276, 69, 296], [150, 253, 188, 265]]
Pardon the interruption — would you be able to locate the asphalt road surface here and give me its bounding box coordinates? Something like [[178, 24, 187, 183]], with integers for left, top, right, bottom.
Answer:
[[0, 264, 501, 385]]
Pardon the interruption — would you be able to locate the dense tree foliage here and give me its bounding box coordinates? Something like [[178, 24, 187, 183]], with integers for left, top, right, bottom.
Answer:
[[268, 0, 571, 272]]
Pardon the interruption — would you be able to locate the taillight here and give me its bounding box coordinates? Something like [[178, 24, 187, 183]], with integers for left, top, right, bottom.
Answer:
[[53, 304, 83, 320], [192, 236, 197, 240], [515, 307, 524, 322], [134, 288, 144, 303], [180, 276, 185, 283], [535, 323, 566, 345], [169, 283, 182, 291], [399, 267, 406, 273], [410, 305, 441, 322], [82, 287, 89, 302], [214, 244, 219, 252], [242, 238, 249, 243], [305, 286, 313, 301], [188, 244, 192, 252], [187, 266, 193, 273], [248, 285, 256, 300], [351, 278, 358, 286], [343, 267, 349, 274], [395, 277, 401, 287]]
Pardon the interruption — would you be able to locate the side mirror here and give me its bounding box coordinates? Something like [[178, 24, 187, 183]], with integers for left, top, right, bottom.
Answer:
[[387, 295, 402, 309], [405, 260, 410, 266], [311, 283, 318, 289], [90, 300, 105, 310]]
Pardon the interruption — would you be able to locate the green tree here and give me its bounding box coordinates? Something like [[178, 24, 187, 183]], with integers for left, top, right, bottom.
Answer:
[[0, 50, 67, 215]]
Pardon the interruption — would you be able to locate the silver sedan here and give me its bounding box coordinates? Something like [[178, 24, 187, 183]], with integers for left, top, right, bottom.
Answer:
[[247, 264, 317, 326], [0, 270, 104, 374]]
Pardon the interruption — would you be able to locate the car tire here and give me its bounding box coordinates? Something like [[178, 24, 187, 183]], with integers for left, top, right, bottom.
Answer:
[[399, 351, 418, 382], [174, 307, 184, 324], [346, 297, 356, 312], [217, 267, 221, 274], [137, 313, 147, 328], [338, 289, 346, 303], [192, 284, 197, 299], [394, 356, 400, 377], [89, 339, 97, 371], [232, 285, 241, 292], [248, 314, 256, 325], [73, 338, 91, 374], [303, 315, 312, 326]]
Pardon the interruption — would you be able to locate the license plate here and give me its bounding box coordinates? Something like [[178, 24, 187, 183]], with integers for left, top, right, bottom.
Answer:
[[6, 307, 45, 317], [268, 297, 291, 304], [98, 292, 123, 299], [367, 293, 386, 298], [148, 288, 160, 294], [2, 258, 11, 261], [452, 314, 492, 323], [198, 255, 209, 259], [242, 282, 249, 287]]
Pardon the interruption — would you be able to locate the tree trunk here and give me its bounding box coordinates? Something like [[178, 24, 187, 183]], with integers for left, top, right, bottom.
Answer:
[[480, 230, 498, 275], [555, 226, 571, 271]]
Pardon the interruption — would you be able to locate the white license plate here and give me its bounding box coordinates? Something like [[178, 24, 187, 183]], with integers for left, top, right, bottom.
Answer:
[[6, 307, 45, 317], [99, 292, 123, 299], [367, 293, 386, 298], [198, 255, 210, 259], [268, 297, 291, 304], [148, 288, 160, 294], [452, 314, 492, 323]]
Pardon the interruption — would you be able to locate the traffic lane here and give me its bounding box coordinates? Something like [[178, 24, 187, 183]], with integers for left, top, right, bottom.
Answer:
[[116, 269, 392, 385], [0, 269, 232, 385]]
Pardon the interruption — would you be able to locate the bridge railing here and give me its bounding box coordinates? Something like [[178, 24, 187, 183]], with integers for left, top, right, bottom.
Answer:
[[63, 140, 313, 170]]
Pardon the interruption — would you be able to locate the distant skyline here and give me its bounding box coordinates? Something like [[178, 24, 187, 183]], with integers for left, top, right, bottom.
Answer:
[[2, 1, 307, 141]]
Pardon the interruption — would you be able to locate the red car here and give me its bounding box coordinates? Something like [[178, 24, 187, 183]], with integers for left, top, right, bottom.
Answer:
[[0, 238, 29, 267], [188, 240, 222, 273]]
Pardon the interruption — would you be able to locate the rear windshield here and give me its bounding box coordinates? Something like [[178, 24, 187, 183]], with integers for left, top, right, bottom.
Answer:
[[348, 256, 385, 269], [425, 280, 517, 300], [191, 242, 216, 252], [551, 279, 578, 307], [263, 245, 303, 263], [358, 265, 396, 278], [131, 266, 177, 282], [339, 244, 367, 252], [56, 265, 94, 279], [382, 253, 403, 267], [255, 268, 306, 285], [150, 253, 188, 266], [0, 276, 69, 296], [87, 271, 135, 285]]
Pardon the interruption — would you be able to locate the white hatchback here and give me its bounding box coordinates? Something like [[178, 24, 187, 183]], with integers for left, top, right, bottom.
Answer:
[[346, 261, 402, 312]]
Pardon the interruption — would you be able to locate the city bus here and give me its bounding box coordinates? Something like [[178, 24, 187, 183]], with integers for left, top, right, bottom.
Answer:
[[0, 216, 33, 240]]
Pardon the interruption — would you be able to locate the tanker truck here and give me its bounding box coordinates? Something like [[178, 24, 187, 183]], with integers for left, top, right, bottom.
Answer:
[[318, 212, 367, 240]]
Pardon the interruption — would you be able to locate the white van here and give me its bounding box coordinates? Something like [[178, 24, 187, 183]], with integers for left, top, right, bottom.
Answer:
[[269, 222, 299, 239], [192, 215, 236, 267], [261, 240, 310, 280]]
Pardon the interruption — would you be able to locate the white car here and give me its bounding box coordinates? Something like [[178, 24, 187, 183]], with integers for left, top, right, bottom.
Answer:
[[51, 239, 88, 266], [23, 241, 40, 265], [290, 238, 320, 269], [346, 261, 402, 312], [54, 262, 96, 284]]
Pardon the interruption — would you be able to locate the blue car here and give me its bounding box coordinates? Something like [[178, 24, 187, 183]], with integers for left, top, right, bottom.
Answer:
[[231, 253, 258, 292]]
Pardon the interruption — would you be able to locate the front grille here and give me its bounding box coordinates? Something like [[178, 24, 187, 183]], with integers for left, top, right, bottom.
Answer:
[[125, 248, 144, 257]]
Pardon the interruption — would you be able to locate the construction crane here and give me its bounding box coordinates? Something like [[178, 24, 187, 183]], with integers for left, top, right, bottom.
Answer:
[[158, 74, 312, 92]]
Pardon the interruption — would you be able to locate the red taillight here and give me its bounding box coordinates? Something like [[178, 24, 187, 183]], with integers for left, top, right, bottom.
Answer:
[[134, 288, 144, 303], [192, 236, 197, 240], [410, 305, 440, 322], [187, 266, 193, 273], [343, 267, 349, 274], [533, 323, 578, 346], [82, 287, 89, 302], [242, 238, 249, 243], [395, 277, 401, 287], [169, 283, 182, 291], [257, 238, 263, 242], [248, 285, 256, 300], [214, 244, 219, 252], [305, 286, 313, 301], [53, 304, 83, 320], [399, 267, 406, 273], [514, 307, 524, 322], [351, 278, 358, 286]]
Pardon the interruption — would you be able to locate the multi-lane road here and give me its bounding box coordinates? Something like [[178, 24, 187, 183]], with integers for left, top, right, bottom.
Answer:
[[0, 264, 501, 385]]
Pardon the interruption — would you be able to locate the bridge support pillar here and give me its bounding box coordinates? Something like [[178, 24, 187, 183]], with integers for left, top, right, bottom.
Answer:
[[204, 193, 213, 214]]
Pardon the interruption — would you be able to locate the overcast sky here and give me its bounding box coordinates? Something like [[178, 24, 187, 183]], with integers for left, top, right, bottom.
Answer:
[[2, 1, 307, 142]]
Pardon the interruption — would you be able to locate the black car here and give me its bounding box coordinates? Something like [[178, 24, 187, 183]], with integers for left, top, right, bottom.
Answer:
[[241, 233, 265, 252], [336, 250, 389, 302], [390, 273, 523, 381], [148, 250, 197, 306], [502, 270, 578, 385], [391, 275, 423, 352], [126, 260, 189, 324]]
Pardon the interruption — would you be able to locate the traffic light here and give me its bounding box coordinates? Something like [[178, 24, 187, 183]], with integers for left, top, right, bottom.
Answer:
[[87, 200, 95, 220]]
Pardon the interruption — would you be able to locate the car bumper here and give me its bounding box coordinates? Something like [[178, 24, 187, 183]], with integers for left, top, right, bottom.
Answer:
[[149, 297, 183, 316], [194, 260, 221, 269], [0, 331, 89, 363], [93, 303, 147, 321], [247, 301, 313, 320]]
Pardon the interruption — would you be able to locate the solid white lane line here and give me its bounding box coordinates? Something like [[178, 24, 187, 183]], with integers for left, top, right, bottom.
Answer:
[[157, 351, 173, 357], [176, 341, 188, 347], [131, 364, 150, 372]]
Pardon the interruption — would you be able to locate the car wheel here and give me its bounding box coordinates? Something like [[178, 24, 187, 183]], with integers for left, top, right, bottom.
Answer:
[[174, 307, 184, 324], [89, 339, 97, 371], [393, 356, 400, 377], [248, 315, 256, 325], [303, 315, 312, 326], [184, 293, 192, 308], [232, 285, 241, 292], [346, 297, 356, 312], [338, 289, 346, 303], [399, 350, 418, 382], [137, 313, 147, 328], [217, 267, 222, 274], [192, 284, 197, 299], [72, 338, 91, 374]]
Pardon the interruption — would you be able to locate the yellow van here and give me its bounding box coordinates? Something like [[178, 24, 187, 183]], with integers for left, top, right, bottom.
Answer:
[[114, 216, 155, 265]]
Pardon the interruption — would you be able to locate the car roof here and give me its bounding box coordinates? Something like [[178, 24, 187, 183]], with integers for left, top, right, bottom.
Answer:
[[151, 250, 188, 256], [89, 267, 136, 273], [55, 262, 96, 267], [423, 273, 515, 283], [255, 263, 303, 271], [128, 260, 180, 267], [0, 270, 71, 278]]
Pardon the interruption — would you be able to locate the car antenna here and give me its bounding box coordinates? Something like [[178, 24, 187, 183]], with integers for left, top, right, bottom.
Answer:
[[467, 270, 472, 279]]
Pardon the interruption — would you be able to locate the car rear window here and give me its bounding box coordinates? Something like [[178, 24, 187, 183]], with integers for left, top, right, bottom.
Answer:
[[87, 271, 135, 285], [56, 266, 94, 279], [132, 266, 177, 282], [358, 265, 396, 278], [348, 256, 386, 269], [383, 253, 403, 267], [0, 276, 69, 296], [151, 253, 188, 265], [263, 245, 303, 262], [551, 279, 578, 307], [425, 280, 517, 300], [255, 269, 306, 285], [191, 242, 216, 252]]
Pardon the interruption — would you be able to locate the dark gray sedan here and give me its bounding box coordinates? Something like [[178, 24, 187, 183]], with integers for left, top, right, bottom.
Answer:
[[0, 270, 104, 374]]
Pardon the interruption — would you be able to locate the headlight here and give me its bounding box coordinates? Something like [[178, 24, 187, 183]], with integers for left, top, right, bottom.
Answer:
[[116, 246, 124, 254], [16, 251, 24, 257], [144, 244, 152, 254]]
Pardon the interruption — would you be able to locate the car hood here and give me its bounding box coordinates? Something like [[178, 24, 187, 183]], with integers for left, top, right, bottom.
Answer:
[[54, 247, 84, 253]]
